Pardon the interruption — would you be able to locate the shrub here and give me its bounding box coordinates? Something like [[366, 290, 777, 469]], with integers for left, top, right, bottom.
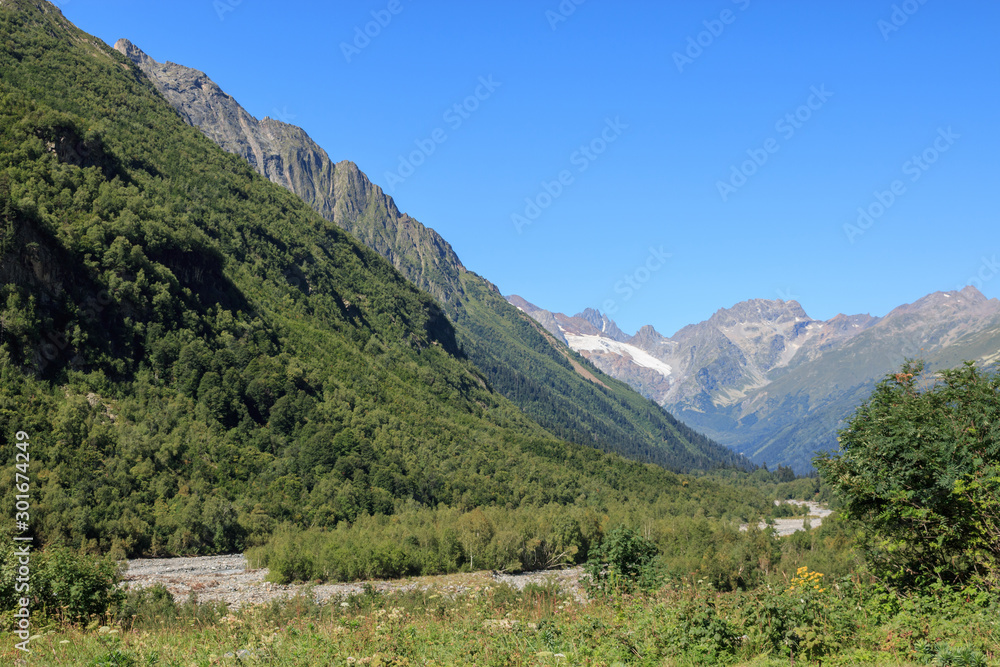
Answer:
[[816, 361, 1000, 589], [914, 641, 988, 667], [36, 547, 125, 622], [114, 583, 177, 629], [0, 544, 124, 625], [585, 525, 659, 594], [658, 599, 740, 662]]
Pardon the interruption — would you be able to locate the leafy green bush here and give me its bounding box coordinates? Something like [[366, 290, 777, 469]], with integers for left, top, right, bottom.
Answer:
[[585, 525, 659, 594], [33, 547, 125, 622], [114, 584, 177, 629], [737, 588, 798, 655], [656, 598, 740, 662], [0, 544, 123, 625], [87, 635, 140, 667], [816, 361, 1000, 589]]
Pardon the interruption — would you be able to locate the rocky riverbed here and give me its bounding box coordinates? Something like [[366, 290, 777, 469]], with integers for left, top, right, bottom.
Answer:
[[123, 555, 588, 610], [740, 499, 832, 537]]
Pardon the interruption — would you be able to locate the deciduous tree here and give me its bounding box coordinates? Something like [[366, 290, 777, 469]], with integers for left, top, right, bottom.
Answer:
[[815, 360, 1000, 589]]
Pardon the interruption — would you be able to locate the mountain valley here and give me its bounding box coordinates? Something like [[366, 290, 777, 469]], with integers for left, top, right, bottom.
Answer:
[[111, 37, 745, 472]]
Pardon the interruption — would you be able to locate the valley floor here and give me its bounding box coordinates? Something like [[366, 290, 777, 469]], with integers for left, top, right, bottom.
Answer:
[[125, 499, 832, 610]]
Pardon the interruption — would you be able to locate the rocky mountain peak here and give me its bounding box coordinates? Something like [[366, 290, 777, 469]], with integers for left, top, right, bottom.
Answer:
[[578, 308, 628, 342], [631, 324, 667, 348], [708, 298, 811, 328], [514, 284, 1000, 472], [959, 284, 992, 302], [885, 285, 998, 322], [113, 39, 466, 303], [506, 295, 537, 314], [113, 38, 150, 66]]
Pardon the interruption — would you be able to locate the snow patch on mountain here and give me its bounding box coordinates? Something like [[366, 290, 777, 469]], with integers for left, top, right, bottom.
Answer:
[[564, 334, 673, 378]]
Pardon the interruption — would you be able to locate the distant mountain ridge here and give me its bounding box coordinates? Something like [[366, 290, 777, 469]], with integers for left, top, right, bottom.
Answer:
[[114, 39, 747, 472], [510, 287, 1000, 471]]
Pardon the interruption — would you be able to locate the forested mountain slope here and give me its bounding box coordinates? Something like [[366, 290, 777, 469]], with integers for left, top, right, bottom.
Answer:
[[113, 39, 747, 472]]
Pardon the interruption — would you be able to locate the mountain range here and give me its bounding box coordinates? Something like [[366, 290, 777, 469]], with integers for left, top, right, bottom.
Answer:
[[510, 287, 1000, 471], [111, 37, 745, 472]]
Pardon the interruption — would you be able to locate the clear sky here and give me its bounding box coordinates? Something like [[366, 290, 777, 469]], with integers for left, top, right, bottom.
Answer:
[[58, 0, 999, 336]]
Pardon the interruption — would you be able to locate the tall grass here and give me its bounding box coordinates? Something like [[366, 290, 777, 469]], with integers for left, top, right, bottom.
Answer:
[[3, 569, 996, 666]]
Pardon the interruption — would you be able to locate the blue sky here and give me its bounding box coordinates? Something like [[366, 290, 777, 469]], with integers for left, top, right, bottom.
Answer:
[[60, 0, 999, 336]]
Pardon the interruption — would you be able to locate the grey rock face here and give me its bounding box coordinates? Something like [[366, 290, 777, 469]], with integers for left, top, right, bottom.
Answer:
[[113, 39, 465, 305]]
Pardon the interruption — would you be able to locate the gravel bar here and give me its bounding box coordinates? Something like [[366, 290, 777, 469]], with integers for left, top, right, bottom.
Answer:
[[123, 555, 588, 610]]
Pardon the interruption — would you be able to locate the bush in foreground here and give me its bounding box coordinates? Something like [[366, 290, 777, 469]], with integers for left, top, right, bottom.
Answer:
[[0, 544, 123, 626], [816, 360, 1000, 590]]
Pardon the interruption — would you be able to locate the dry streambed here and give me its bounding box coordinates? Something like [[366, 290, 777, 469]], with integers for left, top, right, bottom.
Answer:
[[123, 555, 587, 610], [740, 500, 832, 537]]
